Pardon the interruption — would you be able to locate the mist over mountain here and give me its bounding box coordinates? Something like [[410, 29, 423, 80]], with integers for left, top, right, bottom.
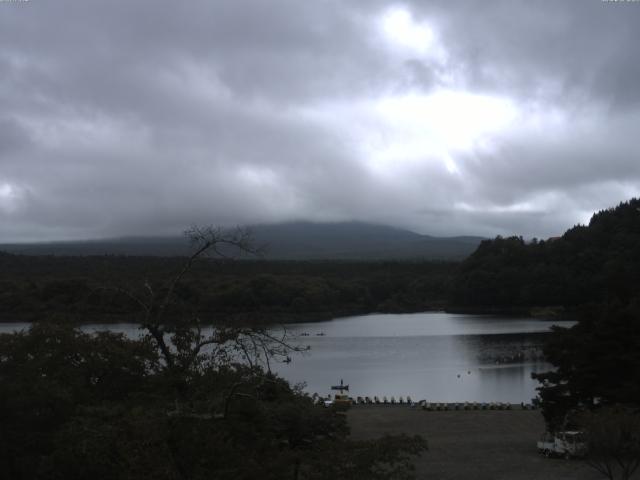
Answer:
[[0, 222, 484, 260]]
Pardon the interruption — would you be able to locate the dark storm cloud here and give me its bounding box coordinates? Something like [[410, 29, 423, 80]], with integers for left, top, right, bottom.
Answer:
[[0, 0, 639, 241]]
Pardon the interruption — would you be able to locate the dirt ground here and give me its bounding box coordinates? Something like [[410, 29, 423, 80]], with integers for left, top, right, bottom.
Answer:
[[347, 406, 618, 480]]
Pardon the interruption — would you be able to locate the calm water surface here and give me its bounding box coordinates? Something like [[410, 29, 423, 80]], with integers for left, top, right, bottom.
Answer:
[[274, 312, 574, 403], [0, 312, 575, 403]]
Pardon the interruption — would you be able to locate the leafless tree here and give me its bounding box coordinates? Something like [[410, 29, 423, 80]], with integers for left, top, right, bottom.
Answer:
[[114, 225, 305, 376]]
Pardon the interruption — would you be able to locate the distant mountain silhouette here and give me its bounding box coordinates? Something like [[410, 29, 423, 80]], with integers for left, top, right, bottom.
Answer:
[[0, 222, 484, 260], [250, 222, 483, 260]]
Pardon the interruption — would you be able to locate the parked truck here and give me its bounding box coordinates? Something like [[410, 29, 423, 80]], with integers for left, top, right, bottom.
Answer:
[[537, 431, 587, 458]]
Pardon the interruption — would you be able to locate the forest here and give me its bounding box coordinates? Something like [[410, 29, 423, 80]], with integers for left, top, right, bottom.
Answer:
[[452, 198, 640, 310], [0, 254, 455, 324]]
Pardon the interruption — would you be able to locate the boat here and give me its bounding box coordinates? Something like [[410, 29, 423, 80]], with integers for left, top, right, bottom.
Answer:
[[330, 379, 349, 392]]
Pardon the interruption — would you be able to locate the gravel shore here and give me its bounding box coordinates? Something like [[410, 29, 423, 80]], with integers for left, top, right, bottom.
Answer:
[[347, 406, 613, 480]]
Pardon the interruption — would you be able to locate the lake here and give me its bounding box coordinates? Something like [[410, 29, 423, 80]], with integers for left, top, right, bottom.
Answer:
[[275, 312, 574, 403], [0, 312, 574, 403]]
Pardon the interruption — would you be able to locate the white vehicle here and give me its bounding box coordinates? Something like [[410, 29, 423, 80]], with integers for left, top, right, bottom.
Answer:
[[537, 431, 587, 458]]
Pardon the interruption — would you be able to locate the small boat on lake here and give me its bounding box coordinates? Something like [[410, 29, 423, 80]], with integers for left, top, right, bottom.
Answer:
[[330, 379, 349, 392]]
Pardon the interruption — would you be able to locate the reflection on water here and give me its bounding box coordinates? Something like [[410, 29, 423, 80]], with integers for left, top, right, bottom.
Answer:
[[273, 312, 574, 403], [0, 312, 575, 403]]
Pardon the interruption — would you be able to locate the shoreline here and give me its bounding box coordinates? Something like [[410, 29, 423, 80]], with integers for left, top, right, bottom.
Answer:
[[0, 305, 575, 325]]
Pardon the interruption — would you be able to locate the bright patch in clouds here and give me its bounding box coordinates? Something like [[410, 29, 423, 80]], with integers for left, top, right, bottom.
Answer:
[[381, 6, 434, 55], [237, 165, 279, 188], [370, 6, 519, 175], [376, 90, 517, 149], [363, 90, 517, 174], [379, 5, 446, 64], [0, 182, 22, 213], [304, 89, 519, 176]]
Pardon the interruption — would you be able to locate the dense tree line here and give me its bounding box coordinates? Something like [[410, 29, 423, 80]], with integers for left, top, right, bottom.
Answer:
[[533, 301, 640, 431], [452, 199, 640, 310], [0, 254, 454, 323]]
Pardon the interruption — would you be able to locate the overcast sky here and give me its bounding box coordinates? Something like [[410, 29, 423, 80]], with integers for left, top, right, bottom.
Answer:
[[1, 0, 639, 242]]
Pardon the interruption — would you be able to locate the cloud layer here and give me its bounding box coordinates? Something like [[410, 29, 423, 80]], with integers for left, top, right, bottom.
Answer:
[[1, 0, 639, 241]]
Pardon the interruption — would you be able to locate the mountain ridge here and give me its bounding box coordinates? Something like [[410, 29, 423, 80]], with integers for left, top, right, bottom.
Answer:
[[0, 221, 484, 260]]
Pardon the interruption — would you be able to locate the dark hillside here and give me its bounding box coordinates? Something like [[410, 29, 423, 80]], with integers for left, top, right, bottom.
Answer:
[[251, 222, 482, 260], [451, 198, 640, 310]]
